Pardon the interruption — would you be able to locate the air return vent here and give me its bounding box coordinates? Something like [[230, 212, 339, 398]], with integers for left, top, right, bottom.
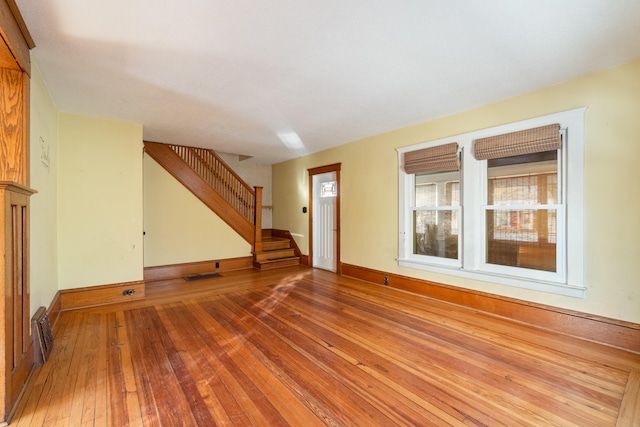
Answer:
[[32, 306, 54, 364], [184, 272, 223, 282]]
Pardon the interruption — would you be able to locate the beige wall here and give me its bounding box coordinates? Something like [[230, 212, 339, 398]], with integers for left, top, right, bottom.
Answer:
[[273, 59, 640, 323], [29, 63, 59, 314], [143, 155, 251, 267], [57, 113, 144, 289]]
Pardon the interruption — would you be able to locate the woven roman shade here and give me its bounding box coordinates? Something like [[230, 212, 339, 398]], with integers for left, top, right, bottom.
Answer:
[[403, 142, 460, 174], [473, 124, 561, 160]]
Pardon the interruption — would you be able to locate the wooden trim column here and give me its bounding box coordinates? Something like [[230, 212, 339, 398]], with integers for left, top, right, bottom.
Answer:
[[254, 186, 263, 253], [0, 1, 35, 423], [0, 183, 34, 423]]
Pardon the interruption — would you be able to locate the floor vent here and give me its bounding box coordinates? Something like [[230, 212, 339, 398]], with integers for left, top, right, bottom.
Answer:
[[32, 306, 54, 364], [184, 272, 223, 282]]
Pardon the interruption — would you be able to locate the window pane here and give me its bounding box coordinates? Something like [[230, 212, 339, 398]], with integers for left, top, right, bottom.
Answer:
[[546, 174, 558, 204], [414, 210, 458, 259], [486, 151, 558, 272], [447, 181, 460, 206], [415, 183, 436, 207], [486, 209, 557, 272], [415, 171, 460, 207], [413, 170, 460, 260], [488, 151, 557, 206]]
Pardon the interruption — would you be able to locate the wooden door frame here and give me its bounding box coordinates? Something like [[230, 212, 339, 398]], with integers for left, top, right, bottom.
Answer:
[[308, 163, 341, 274]]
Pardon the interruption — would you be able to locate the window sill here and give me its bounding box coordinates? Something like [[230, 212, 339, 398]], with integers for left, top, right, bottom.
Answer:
[[398, 258, 586, 298]]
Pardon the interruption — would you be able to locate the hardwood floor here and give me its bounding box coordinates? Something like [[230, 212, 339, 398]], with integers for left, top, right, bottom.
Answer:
[[10, 266, 640, 426]]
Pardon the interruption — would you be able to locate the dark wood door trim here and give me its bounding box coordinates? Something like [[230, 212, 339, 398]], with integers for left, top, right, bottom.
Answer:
[[308, 163, 341, 274]]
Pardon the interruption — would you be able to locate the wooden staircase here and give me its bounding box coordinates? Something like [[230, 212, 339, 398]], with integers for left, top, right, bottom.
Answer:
[[144, 140, 300, 271], [253, 236, 300, 270]]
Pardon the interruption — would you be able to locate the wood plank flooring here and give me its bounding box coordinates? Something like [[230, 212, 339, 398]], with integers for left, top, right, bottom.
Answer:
[[10, 266, 640, 426]]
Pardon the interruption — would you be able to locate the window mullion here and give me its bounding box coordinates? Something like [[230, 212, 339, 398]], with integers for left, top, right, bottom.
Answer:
[[484, 203, 562, 210]]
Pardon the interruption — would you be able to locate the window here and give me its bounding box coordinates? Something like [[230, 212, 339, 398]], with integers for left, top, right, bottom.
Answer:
[[397, 109, 585, 297], [413, 171, 460, 261], [320, 181, 337, 198]]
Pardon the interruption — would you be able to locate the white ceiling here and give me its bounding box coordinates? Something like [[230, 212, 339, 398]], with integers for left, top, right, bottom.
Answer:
[[16, 1, 640, 164]]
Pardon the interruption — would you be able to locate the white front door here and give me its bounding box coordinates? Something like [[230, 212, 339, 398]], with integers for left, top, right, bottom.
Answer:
[[312, 171, 337, 271]]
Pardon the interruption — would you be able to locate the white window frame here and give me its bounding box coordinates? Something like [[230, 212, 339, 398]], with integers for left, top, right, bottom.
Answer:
[[397, 108, 585, 298]]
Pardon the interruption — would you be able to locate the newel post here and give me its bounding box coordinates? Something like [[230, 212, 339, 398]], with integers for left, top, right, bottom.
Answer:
[[254, 186, 263, 253]]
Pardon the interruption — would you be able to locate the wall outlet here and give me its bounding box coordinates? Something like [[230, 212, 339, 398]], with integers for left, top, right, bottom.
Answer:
[[383, 276, 389, 286], [122, 289, 136, 296]]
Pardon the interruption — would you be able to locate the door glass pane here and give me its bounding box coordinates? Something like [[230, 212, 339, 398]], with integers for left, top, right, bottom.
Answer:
[[320, 180, 337, 197]]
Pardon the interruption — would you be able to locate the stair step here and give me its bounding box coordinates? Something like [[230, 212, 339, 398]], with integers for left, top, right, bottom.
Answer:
[[253, 235, 299, 270], [254, 248, 296, 261], [261, 237, 291, 251], [253, 256, 300, 270]]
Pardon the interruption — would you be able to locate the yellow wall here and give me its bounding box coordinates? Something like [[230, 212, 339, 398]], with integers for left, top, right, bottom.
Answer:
[[57, 113, 144, 289], [273, 59, 640, 323], [143, 155, 251, 266], [29, 63, 59, 314]]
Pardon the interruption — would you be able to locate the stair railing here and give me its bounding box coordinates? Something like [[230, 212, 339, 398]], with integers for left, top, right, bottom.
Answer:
[[168, 145, 262, 250]]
